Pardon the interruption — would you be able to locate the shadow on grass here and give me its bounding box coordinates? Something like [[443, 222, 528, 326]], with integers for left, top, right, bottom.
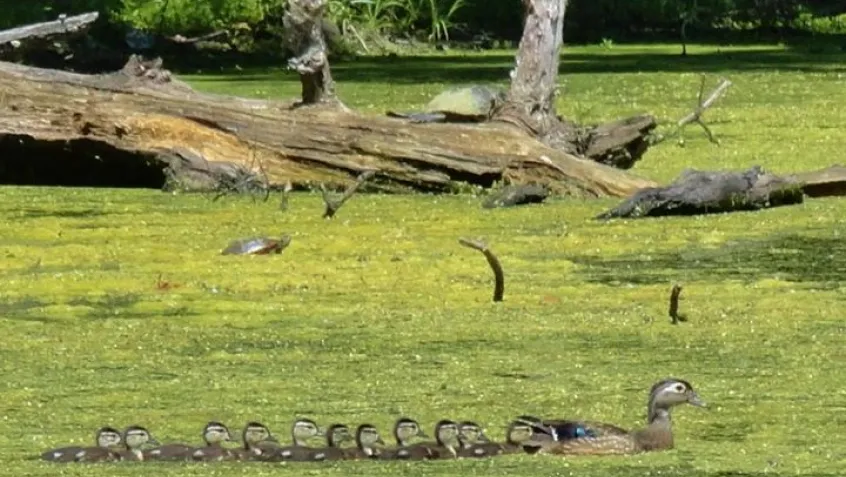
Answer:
[[570, 234, 845, 286], [184, 47, 846, 86]]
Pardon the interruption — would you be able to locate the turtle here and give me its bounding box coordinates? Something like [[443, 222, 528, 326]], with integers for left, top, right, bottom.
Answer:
[[386, 85, 506, 124], [221, 234, 291, 256]]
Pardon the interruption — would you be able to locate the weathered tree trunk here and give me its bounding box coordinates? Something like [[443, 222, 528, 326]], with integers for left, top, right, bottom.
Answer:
[[283, 0, 339, 106], [494, 0, 575, 151], [0, 12, 99, 54], [0, 57, 655, 197], [596, 166, 805, 219]]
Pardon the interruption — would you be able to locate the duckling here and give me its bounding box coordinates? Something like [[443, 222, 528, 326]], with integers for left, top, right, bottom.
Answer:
[[384, 419, 461, 460], [531, 378, 707, 456], [302, 423, 355, 461], [186, 421, 238, 462], [76, 426, 159, 462], [235, 422, 280, 461], [41, 426, 123, 463], [458, 421, 490, 448], [378, 417, 430, 459], [457, 419, 536, 457], [343, 423, 385, 459], [145, 421, 219, 461], [260, 418, 324, 462]]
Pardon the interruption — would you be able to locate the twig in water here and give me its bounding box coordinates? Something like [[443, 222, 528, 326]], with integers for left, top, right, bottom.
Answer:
[[668, 283, 687, 324], [279, 180, 293, 211], [320, 170, 376, 218], [458, 238, 505, 302], [675, 76, 732, 146]]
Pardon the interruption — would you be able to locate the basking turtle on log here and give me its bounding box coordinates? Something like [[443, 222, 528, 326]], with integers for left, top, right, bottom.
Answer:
[[386, 85, 506, 124], [221, 234, 292, 255]]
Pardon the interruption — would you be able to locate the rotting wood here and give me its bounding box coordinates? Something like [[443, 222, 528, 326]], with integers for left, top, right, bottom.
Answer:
[[459, 238, 505, 303], [0, 57, 656, 197], [283, 0, 339, 106], [321, 170, 375, 218]]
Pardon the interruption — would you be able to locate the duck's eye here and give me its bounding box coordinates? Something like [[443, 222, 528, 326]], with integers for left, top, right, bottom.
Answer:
[[674, 384, 686, 393]]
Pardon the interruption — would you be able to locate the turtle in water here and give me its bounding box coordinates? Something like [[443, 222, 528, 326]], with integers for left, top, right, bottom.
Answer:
[[386, 84, 506, 123], [221, 234, 292, 256]]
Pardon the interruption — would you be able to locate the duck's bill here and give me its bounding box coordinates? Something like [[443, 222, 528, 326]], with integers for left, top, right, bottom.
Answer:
[[689, 394, 707, 407]]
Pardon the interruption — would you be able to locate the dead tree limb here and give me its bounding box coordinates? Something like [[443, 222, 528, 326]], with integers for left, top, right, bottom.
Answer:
[[669, 283, 687, 324], [458, 238, 505, 302], [0, 12, 99, 52], [675, 76, 732, 146], [321, 170, 375, 218], [283, 0, 340, 107]]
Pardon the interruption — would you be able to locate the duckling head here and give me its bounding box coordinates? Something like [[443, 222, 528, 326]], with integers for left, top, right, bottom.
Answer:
[[95, 426, 123, 448], [505, 420, 535, 445], [458, 421, 489, 447], [434, 420, 461, 448], [203, 421, 233, 445], [291, 418, 324, 444], [355, 424, 385, 454], [393, 417, 428, 445], [123, 425, 159, 449], [326, 424, 353, 447], [242, 422, 277, 447]]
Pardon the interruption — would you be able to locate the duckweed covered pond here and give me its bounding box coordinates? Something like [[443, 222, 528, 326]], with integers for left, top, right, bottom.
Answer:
[[1, 43, 846, 476]]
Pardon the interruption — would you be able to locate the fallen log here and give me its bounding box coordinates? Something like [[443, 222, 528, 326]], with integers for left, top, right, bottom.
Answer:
[[596, 166, 805, 219], [789, 165, 846, 198], [0, 56, 655, 197], [0, 12, 100, 55]]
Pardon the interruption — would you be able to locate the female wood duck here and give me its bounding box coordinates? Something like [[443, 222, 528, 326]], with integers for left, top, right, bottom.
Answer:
[[260, 418, 324, 461], [457, 419, 536, 457], [235, 422, 280, 461], [186, 421, 238, 461], [343, 423, 385, 459], [527, 378, 706, 456], [76, 426, 159, 462], [41, 426, 122, 462]]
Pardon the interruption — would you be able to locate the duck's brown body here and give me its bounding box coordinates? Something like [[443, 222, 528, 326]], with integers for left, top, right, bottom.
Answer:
[[533, 378, 706, 456]]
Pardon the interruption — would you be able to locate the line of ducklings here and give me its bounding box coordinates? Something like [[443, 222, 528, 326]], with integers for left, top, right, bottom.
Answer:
[[41, 378, 706, 463]]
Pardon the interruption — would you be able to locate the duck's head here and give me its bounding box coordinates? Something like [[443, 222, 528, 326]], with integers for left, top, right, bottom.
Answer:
[[326, 423, 353, 447], [242, 421, 277, 447], [648, 378, 707, 421], [123, 426, 159, 449], [95, 426, 123, 448]]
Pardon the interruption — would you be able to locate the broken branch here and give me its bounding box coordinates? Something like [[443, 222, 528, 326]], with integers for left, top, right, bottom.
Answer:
[[0, 12, 99, 51], [675, 76, 732, 146], [321, 170, 375, 218], [458, 238, 505, 302], [668, 283, 687, 324]]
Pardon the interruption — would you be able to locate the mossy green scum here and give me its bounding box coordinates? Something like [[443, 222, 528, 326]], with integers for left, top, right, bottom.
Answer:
[[1, 44, 845, 476]]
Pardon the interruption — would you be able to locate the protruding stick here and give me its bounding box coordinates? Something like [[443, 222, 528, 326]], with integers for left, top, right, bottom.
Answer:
[[321, 170, 376, 218], [669, 283, 687, 324], [458, 237, 505, 302]]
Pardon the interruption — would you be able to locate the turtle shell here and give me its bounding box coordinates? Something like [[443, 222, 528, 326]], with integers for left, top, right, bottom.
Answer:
[[221, 235, 291, 255], [424, 85, 505, 119]]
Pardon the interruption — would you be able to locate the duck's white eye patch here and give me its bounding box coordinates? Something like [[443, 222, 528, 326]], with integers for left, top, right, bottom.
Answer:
[[674, 384, 686, 393]]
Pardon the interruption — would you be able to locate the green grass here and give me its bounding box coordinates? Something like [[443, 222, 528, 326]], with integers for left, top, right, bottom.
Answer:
[[2, 44, 846, 476]]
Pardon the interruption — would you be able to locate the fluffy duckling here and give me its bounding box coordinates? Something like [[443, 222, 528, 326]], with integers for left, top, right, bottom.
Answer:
[[186, 421, 237, 462], [379, 417, 430, 460], [260, 418, 324, 462], [41, 426, 122, 463], [76, 426, 159, 462], [343, 424, 385, 460], [235, 421, 280, 461]]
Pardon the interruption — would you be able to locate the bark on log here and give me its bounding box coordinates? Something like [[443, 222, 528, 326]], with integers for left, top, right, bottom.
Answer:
[[596, 166, 805, 219], [0, 57, 655, 197]]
